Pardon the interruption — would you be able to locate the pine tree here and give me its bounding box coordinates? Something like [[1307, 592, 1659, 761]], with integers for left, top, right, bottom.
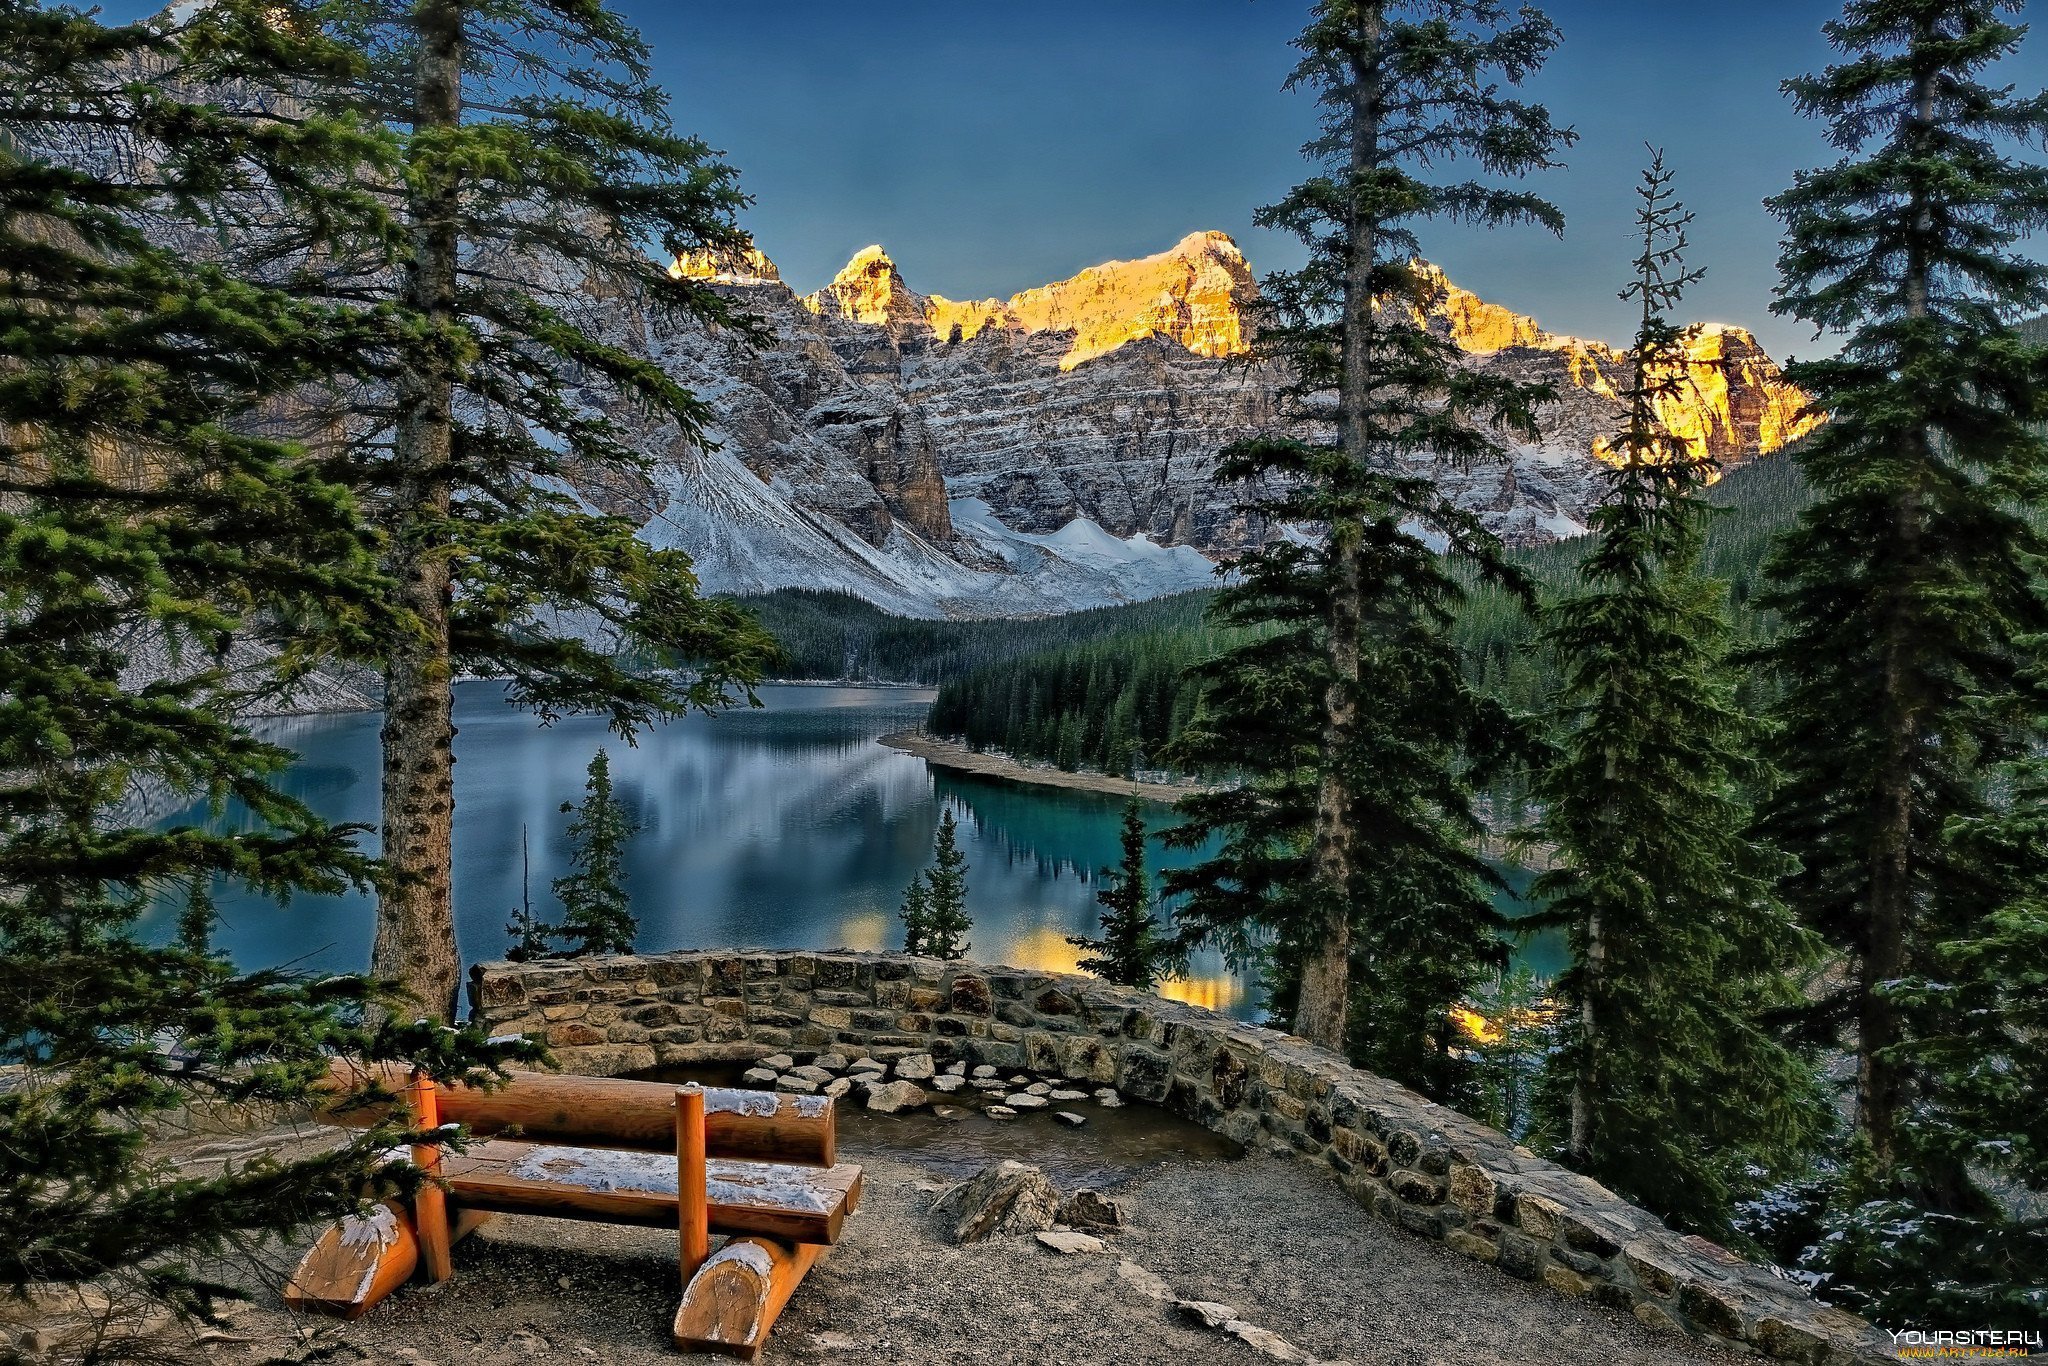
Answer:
[[0, 0, 529, 1326], [1526, 153, 1824, 1235], [1760, 0, 2048, 1213], [900, 808, 972, 960], [1165, 0, 1571, 1099], [551, 749, 639, 958], [1825, 645, 2048, 1321], [286, 0, 781, 1020], [1070, 802, 1178, 989]]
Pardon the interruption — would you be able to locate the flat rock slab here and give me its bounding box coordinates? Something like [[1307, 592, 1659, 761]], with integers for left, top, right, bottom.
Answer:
[[865, 1080, 927, 1114], [1116, 1260, 1173, 1303], [1177, 1301, 1239, 1331], [1036, 1231, 1105, 1256]]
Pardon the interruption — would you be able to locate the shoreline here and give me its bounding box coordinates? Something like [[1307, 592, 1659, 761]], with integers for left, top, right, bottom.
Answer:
[[877, 730, 1217, 803]]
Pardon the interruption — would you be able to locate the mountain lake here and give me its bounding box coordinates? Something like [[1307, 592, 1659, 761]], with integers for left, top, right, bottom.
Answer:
[[144, 683, 1560, 1022]]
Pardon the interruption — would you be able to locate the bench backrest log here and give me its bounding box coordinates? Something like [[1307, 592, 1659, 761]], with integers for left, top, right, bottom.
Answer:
[[319, 1060, 836, 1167]]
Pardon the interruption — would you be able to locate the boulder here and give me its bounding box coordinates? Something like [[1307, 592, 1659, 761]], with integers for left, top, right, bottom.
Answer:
[[1024, 1081, 1053, 1097], [1060, 1189, 1123, 1231], [895, 1052, 937, 1081], [934, 1160, 1063, 1243], [932, 1075, 965, 1093], [971, 1064, 998, 1079], [740, 1067, 778, 1086], [864, 1080, 927, 1114], [814, 1052, 850, 1072], [776, 1075, 820, 1095], [789, 1064, 834, 1084], [823, 1077, 853, 1099], [762, 1053, 795, 1071]]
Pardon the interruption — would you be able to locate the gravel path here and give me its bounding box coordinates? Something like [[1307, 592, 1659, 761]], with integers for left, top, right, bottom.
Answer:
[[220, 1141, 1744, 1366]]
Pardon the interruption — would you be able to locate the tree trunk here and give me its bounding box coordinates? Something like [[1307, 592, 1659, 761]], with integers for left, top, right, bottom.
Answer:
[[371, 0, 465, 1023], [1856, 68, 1938, 1172], [1296, 5, 1381, 1054]]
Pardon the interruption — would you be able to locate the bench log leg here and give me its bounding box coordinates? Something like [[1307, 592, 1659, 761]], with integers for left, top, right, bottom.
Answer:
[[671, 1237, 824, 1360], [408, 1074, 455, 1283], [284, 1203, 494, 1320]]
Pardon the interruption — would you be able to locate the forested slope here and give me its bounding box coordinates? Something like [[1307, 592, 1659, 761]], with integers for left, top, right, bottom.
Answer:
[[923, 452, 1816, 776], [731, 586, 1221, 684]]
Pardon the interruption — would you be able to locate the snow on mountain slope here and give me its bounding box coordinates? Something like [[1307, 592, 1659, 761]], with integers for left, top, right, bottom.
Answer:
[[635, 447, 1216, 619]]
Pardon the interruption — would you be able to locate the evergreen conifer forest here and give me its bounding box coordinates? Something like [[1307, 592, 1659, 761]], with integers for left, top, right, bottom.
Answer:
[[3, 0, 2044, 1355]]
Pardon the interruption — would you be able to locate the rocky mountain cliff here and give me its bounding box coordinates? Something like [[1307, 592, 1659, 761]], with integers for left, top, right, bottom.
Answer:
[[624, 232, 1813, 616]]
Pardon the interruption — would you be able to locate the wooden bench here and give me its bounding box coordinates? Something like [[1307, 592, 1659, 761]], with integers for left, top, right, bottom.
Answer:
[[286, 1061, 861, 1359]]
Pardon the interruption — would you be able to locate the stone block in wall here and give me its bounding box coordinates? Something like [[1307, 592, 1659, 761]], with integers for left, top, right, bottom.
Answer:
[[815, 989, 869, 1008], [1056, 1036, 1117, 1083], [549, 1043, 655, 1075], [1447, 1163, 1496, 1217], [1210, 1048, 1249, 1109], [1119, 1047, 1171, 1102], [1024, 1033, 1063, 1074], [948, 974, 992, 1015], [1677, 1279, 1753, 1342]]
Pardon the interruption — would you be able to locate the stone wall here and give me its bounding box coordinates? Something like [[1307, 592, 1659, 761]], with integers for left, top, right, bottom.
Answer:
[[470, 950, 1889, 1366]]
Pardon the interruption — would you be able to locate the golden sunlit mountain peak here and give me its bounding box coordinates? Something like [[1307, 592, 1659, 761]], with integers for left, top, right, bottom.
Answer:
[[668, 243, 781, 286]]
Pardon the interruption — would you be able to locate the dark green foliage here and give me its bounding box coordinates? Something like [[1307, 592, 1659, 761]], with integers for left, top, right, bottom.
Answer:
[[0, 0, 530, 1325], [737, 587, 1221, 685], [1526, 154, 1824, 1237], [1756, 1, 2048, 1308], [929, 624, 1248, 775], [1810, 640, 2048, 1323], [1069, 803, 1179, 989], [899, 808, 971, 961], [1166, 0, 1570, 1075], [550, 750, 640, 958]]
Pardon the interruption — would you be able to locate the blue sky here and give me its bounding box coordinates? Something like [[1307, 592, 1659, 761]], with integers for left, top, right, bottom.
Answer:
[[624, 0, 2046, 362], [95, 1, 2048, 359]]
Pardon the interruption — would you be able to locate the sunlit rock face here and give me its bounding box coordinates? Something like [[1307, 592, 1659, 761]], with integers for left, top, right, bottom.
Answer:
[[803, 232, 1255, 369], [1403, 264, 1821, 477]]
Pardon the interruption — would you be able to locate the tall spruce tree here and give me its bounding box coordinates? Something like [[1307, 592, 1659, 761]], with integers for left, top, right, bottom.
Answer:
[[1825, 641, 2048, 1321], [1164, 0, 1571, 1097], [0, 0, 528, 1327], [1070, 802, 1178, 990], [551, 748, 639, 957], [1527, 153, 1824, 1235], [1760, 0, 2048, 1220], [899, 808, 971, 961], [293, 0, 780, 1021]]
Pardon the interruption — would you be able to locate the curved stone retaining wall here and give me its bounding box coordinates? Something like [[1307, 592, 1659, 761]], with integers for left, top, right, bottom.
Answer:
[[470, 950, 1887, 1365]]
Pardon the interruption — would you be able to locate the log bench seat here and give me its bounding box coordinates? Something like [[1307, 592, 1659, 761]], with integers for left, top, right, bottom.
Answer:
[[437, 1139, 863, 1244], [285, 1061, 860, 1359]]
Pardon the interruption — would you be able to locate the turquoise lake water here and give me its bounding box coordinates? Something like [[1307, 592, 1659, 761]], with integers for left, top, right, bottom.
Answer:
[[145, 683, 1557, 1020]]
